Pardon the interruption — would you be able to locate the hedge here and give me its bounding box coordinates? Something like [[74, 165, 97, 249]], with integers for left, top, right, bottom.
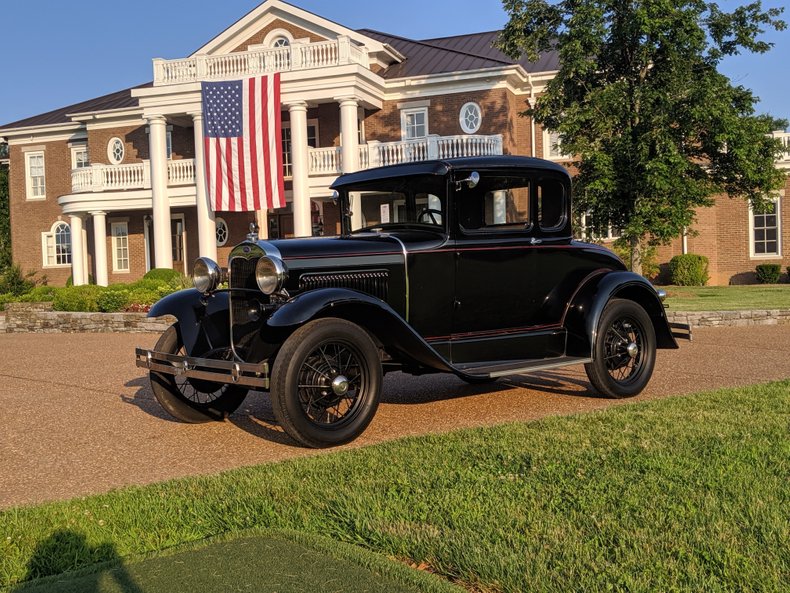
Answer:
[[669, 254, 709, 286]]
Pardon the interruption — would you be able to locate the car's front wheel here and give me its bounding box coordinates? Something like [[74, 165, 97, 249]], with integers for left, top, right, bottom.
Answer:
[[270, 318, 382, 448], [149, 324, 249, 422], [584, 299, 656, 398]]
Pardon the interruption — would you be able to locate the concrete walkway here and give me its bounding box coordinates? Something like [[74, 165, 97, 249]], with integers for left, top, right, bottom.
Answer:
[[1, 326, 788, 509]]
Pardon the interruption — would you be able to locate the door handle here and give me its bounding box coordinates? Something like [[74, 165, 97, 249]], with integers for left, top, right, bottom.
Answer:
[[530, 237, 543, 245]]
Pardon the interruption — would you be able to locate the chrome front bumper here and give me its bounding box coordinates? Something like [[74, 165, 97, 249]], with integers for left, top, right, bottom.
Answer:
[[135, 348, 270, 389]]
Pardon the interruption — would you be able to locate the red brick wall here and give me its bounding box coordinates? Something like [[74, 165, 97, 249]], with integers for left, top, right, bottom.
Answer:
[[88, 125, 148, 165], [8, 141, 75, 285], [232, 18, 326, 52]]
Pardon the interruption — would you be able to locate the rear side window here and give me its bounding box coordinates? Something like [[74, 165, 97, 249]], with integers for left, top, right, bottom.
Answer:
[[458, 175, 531, 231], [537, 179, 567, 230]]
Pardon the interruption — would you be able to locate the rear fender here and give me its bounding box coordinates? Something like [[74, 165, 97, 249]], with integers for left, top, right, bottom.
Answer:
[[148, 289, 231, 356], [266, 288, 455, 373], [565, 271, 678, 358]]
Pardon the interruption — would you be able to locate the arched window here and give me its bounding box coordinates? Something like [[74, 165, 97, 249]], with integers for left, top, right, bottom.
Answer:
[[42, 221, 71, 267], [271, 36, 290, 48]]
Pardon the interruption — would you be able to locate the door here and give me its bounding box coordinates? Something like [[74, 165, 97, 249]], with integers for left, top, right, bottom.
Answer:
[[171, 215, 187, 274]]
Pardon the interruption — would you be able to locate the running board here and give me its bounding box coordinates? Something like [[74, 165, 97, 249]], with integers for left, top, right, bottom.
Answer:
[[456, 356, 592, 380]]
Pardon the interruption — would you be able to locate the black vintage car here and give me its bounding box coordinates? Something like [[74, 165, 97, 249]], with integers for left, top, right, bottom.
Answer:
[[136, 156, 690, 448]]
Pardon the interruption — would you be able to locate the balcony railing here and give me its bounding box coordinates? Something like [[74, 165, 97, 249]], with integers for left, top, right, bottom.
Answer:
[[70, 135, 503, 194], [774, 132, 790, 164], [153, 36, 368, 86], [71, 160, 196, 193]]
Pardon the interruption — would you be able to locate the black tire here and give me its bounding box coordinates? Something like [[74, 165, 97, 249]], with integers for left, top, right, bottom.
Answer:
[[270, 318, 382, 448], [150, 324, 249, 423], [584, 299, 656, 398]]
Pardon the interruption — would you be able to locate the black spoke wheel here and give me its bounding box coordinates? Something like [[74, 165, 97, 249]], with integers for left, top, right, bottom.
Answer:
[[270, 318, 382, 448], [585, 299, 656, 398], [150, 324, 249, 423]]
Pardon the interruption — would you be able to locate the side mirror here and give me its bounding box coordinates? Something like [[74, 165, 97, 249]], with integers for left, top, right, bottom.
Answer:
[[331, 190, 340, 202], [455, 171, 480, 190]]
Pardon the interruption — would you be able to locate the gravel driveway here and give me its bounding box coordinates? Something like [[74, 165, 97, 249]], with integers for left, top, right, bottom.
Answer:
[[1, 325, 788, 509]]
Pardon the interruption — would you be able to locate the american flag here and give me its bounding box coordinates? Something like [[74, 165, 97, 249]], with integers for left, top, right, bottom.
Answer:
[[201, 74, 285, 211]]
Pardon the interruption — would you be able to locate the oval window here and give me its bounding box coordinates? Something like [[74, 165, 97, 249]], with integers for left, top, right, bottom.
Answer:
[[459, 102, 482, 134], [216, 217, 229, 247], [107, 138, 125, 164]]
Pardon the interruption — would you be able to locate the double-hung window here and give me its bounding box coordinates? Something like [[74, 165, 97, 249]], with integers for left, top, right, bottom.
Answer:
[[112, 222, 130, 272], [71, 146, 90, 169], [751, 199, 781, 257], [401, 108, 428, 140], [25, 151, 46, 200], [281, 122, 318, 179]]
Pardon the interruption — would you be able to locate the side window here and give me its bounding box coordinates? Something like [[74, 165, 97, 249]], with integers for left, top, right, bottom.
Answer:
[[458, 175, 531, 231], [537, 179, 567, 230]]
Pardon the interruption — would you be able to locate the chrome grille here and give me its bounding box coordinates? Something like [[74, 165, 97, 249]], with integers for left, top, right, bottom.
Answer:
[[230, 256, 259, 290], [298, 270, 389, 300]]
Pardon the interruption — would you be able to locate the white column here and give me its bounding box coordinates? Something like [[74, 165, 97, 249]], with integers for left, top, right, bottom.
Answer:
[[91, 211, 108, 286], [191, 112, 217, 261], [289, 101, 312, 237], [69, 215, 85, 286], [338, 97, 362, 229], [148, 115, 172, 269]]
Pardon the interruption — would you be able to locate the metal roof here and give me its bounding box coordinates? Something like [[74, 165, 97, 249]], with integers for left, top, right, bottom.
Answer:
[[0, 83, 150, 131]]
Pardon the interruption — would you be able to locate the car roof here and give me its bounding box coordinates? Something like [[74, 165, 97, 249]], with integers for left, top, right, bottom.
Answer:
[[330, 156, 570, 189]]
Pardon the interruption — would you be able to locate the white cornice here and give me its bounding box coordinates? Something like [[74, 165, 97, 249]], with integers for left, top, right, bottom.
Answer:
[[70, 107, 145, 130], [193, 0, 389, 57], [0, 122, 84, 142], [58, 185, 197, 215]]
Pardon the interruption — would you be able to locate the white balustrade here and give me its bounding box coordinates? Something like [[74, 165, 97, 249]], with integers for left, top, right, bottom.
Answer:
[[71, 159, 196, 193], [154, 38, 368, 86], [436, 134, 504, 159], [309, 147, 342, 175], [777, 132, 790, 162]]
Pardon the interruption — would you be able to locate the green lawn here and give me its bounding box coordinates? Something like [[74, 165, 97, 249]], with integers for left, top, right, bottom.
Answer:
[[2, 381, 789, 593], [663, 284, 790, 311]]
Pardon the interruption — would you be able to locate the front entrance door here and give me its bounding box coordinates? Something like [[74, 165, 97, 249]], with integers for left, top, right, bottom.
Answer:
[[171, 215, 187, 274]]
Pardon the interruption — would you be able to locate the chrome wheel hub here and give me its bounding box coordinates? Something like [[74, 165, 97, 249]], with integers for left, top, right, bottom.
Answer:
[[331, 375, 350, 396], [626, 342, 639, 359]]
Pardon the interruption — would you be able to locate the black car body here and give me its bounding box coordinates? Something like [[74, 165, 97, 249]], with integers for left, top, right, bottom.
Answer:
[[136, 156, 690, 447]]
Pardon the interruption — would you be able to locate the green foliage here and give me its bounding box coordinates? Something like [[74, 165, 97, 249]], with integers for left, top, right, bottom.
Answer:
[[498, 0, 787, 274], [96, 287, 131, 313], [0, 263, 39, 296], [0, 163, 10, 274], [126, 287, 163, 307], [669, 254, 710, 286], [0, 292, 15, 311], [143, 268, 182, 283], [610, 239, 659, 279], [755, 263, 781, 284], [16, 285, 60, 302], [52, 286, 103, 312], [65, 274, 95, 287]]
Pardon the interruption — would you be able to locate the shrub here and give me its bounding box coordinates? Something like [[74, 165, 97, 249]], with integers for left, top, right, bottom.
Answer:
[[127, 287, 163, 308], [755, 263, 781, 284], [15, 285, 60, 303], [65, 274, 95, 287], [143, 268, 182, 283], [669, 254, 709, 286], [0, 264, 37, 296], [0, 292, 15, 311], [97, 287, 131, 312], [52, 285, 103, 312]]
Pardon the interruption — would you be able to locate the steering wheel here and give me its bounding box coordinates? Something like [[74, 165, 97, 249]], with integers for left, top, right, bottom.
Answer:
[[417, 208, 443, 225]]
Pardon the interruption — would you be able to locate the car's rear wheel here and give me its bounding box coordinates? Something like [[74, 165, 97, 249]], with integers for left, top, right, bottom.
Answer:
[[270, 318, 382, 448], [584, 299, 656, 398], [149, 324, 249, 423]]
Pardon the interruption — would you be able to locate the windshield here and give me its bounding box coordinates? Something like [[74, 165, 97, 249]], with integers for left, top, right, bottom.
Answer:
[[343, 175, 447, 232]]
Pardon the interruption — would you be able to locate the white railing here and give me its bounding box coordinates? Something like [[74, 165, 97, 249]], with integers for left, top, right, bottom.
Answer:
[[775, 132, 790, 163], [309, 147, 341, 175], [154, 36, 367, 86], [436, 135, 504, 159], [71, 159, 195, 193]]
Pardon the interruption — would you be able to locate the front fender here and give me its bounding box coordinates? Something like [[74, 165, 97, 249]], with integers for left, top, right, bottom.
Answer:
[[148, 289, 231, 356], [266, 288, 455, 373], [565, 271, 678, 358]]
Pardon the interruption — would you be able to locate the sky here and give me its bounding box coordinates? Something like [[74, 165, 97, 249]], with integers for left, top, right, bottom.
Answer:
[[0, 0, 788, 129]]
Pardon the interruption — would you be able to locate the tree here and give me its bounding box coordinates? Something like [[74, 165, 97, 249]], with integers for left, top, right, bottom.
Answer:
[[499, 0, 787, 274]]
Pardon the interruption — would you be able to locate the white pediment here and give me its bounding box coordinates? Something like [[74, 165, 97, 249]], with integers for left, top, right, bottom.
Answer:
[[193, 0, 390, 56]]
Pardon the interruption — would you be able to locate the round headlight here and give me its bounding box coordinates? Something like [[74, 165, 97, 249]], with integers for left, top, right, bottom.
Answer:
[[193, 257, 221, 294], [255, 256, 287, 295]]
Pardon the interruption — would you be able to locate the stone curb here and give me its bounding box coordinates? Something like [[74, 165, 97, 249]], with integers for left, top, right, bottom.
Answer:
[[2, 302, 789, 333]]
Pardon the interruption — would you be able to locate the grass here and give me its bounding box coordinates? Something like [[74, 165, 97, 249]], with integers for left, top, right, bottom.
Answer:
[[13, 530, 461, 593], [663, 284, 790, 311], [2, 381, 789, 593]]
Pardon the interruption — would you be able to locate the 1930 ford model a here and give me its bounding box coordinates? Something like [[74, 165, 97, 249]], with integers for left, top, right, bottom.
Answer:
[[136, 156, 691, 448]]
